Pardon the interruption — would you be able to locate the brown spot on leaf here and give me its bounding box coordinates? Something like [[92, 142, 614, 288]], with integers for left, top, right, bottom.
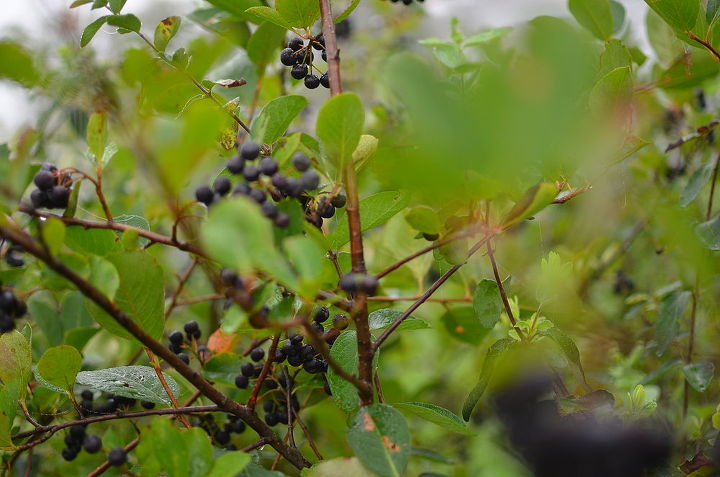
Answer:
[[362, 412, 376, 432], [455, 325, 465, 333], [382, 436, 400, 452]]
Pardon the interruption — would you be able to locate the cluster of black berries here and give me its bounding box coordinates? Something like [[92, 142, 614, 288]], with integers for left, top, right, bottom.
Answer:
[[0, 285, 27, 333], [338, 272, 379, 295], [492, 373, 671, 477], [166, 320, 203, 365], [3, 245, 24, 268], [195, 141, 347, 231], [280, 35, 330, 89], [79, 389, 156, 415], [30, 164, 72, 210], [61, 422, 102, 462], [193, 413, 247, 448]]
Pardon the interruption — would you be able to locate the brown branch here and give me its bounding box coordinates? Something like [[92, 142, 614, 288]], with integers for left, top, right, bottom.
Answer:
[[665, 119, 720, 152], [706, 153, 720, 221], [486, 241, 525, 340], [174, 293, 225, 306], [165, 259, 199, 319], [368, 295, 471, 304], [0, 223, 309, 469], [20, 208, 205, 257], [688, 31, 720, 62], [247, 334, 280, 410], [373, 234, 494, 351], [319, 0, 342, 95], [144, 348, 191, 429]]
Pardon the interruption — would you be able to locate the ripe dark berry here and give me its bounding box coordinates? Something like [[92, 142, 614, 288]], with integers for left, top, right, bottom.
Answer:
[[184, 320, 200, 339], [312, 34, 325, 49], [304, 74, 320, 89], [259, 157, 278, 176], [301, 170, 320, 190], [285, 177, 304, 198], [250, 347, 265, 362], [339, 273, 358, 292], [243, 165, 260, 182], [322, 51, 327, 62], [141, 400, 156, 410], [291, 64, 309, 80], [214, 430, 231, 445], [30, 189, 47, 208], [235, 374, 249, 389], [234, 182, 251, 196], [303, 358, 323, 374], [0, 314, 14, 333], [241, 362, 255, 377], [81, 399, 93, 411], [169, 330, 184, 345], [195, 185, 214, 206], [40, 163, 58, 173], [5, 246, 24, 268], [271, 173, 288, 190], [221, 268, 239, 287], [333, 313, 349, 330], [265, 412, 279, 426], [290, 333, 304, 345], [320, 72, 330, 89], [261, 201, 278, 219], [177, 352, 190, 365], [69, 424, 86, 440], [169, 342, 182, 354], [275, 213, 290, 228], [318, 201, 335, 219], [331, 192, 346, 208], [240, 141, 260, 160], [0, 291, 17, 314], [83, 434, 102, 454], [107, 447, 127, 467], [62, 447, 78, 461], [227, 156, 244, 174], [50, 185, 71, 208], [81, 389, 94, 401], [280, 47, 296, 66], [263, 401, 275, 413], [361, 275, 379, 295], [213, 176, 231, 196], [229, 419, 246, 433], [292, 153, 311, 172], [34, 170, 55, 190], [314, 306, 329, 323], [310, 321, 324, 335], [288, 37, 304, 51]]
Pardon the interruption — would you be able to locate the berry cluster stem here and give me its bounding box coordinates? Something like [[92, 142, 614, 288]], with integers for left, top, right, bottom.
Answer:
[[318, 0, 342, 95]]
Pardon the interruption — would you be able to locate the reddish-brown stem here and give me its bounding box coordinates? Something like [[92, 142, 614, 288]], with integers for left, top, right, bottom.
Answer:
[[248, 334, 280, 409], [144, 348, 191, 429], [86, 436, 140, 477], [319, 0, 342, 95], [688, 31, 720, 62], [164, 259, 199, 319]]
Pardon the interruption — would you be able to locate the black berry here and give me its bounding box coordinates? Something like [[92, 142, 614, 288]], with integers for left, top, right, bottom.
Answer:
[[292, 153, 311, 172], [301, 170, 320, 190], [304, 74, 320, 89], [227, 156, 244, 174], [331, 192, 346, 208], [243, 165, 260, 182], [314, 306, 329, 323], [280, 48, 296, 66], [34, 170, 55, 190], [213, 176, 231, 196], [169, 330, 184, 345], [291, 64, 309, 80], [195, 185, 214, 205], [235, 374, 249, 389], [141, 400, 156, 409], [107, 447, 127, 467], [240, 141, 261, 160], [83, 434, 102, 454], [259, 157, 278, 176], [288, 37, 304, 51], [250, 347, 265, 362]]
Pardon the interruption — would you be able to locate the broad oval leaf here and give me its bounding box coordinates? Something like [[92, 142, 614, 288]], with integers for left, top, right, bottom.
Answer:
[[106, 13, 141, 33], [697, 215, 720, 250], [0, 331, 32, 395], [244, 6, 294, 31], [347, 404, 411, 477], [568, 0, 614, 40], [394, 402, 471, 434], [86, 111, 108, 161], [80, 16, 110, 47], [368, 309, 430, 332], [250, 95, 308, 145], [462, 338, 514, 421], [76, 365, 181, 404], [683, 362, 714, 392], [644, 0, 699, 32], [276, 0, 320, 28], [36, 345, 82, 392], [331, 191, 411, 248], [327, 331, 362, 413], [472, 279, 503, 330], [405, 206, 441, 235], [317, 92, 365, 167], [441, 306, 491, 345], [589, 66, 633, 115], [154, 16, 181, 53], [655, 290, 691, 356], [502, 182, 559, 227]]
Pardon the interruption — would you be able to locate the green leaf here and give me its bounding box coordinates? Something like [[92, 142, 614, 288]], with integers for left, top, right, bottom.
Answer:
[[542, 327, 587, 382], [352, 134, 379, 171], [442, 306, 491, 345], [317, 92, 365, 167], [108, 0, 126, 13], [708, 0, 720, 25], [70, 0, 93, 7], [0, 331, 32, 395], [107, 14, 142, 33], [307, 457, 372, 477], [206, 452, 252, 477], [76, 365, 180, 404], [203, 353, 243, 387], [88, 255, 120, 300], [502, 182, 558, 227], [588, 66, 633, 115], [334, 0, 361, 24], [463, 27, 512, 47], [697, 215, 720, 250], [600, 39, 633, 76], [148, 419, 190, 477], [347, 404, 411, 477], [36, 345, 82, 392], [405, 207, 441, 235], [40, 216, 66, 256], [244, 6, 294, 30], [681, 162, 715, 207], [276, 0, 320, 28], [655, 290, 691, 356], [251, 95, 308, 144], [0, 379, 21, 448], [610, 0, 627, 32], [80, 16, 109, 47], [683, 362, 714, 392], [331, 191, 411, 248], [472, 279, 503, 330], [568, 0, 614, 40], [33, 366, 66, 393], [185, 427, 214, 477], [328, 331, 362, 413], [202, 197, 296, 288], [462, 338, 514, 421], [87, 251, 165, 341], [238, 464, 286, 476], [154, 16, 181, 53], [644, 0, 699, 31], [246, 21, 287, 68], [368, 309, 430, 332], [28, 300, 63, 347], [86, 111, 108, 161], [206, 0, 261, 18], [283, 236, 330, 299], [394, 402, 471, 434], [0, 41, 41, 86]]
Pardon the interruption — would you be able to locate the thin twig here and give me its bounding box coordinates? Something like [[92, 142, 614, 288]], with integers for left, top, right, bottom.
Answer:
[[248, 334, 280, 409], [486, 241, 523, 337], [144, 348, 191, 429], [86, 436, 140, 477], [165, 259, 199, 319]]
